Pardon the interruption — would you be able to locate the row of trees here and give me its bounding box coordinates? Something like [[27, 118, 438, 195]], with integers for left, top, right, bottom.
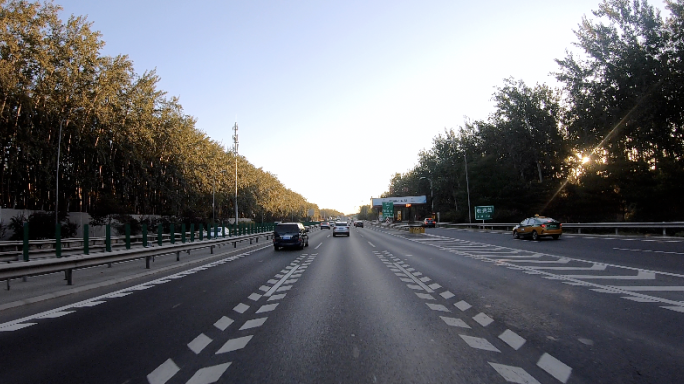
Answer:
[[380, 0, 684, 223], [0, 0, 331, 229]]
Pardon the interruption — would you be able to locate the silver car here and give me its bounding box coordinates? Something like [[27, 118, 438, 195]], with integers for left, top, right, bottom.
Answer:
[[332, 222, 350, 237]]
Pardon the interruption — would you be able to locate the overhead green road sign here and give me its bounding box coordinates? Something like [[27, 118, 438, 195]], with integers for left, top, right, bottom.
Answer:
[[475, 205, 494, 221], [382, 202, 394, 221]]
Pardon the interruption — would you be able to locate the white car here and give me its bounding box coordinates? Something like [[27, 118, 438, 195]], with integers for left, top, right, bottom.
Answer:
[[332, 222, 350, 237]]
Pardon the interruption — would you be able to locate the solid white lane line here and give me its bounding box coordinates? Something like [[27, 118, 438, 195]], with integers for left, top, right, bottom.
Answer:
[[488, 363, 540, 384], [214, 316, 234, 331], [185, 362, 232, 384], [393, 263, 433, 292], [368, 241, 376, 247], [264, 266, 300, 297], [233, 303, 249, 314], [499, 329, 526, 350], [147, 358, 180, 384], [188, 333, 213, 354], [0, 323, 36, 332], [38, 311, 74, 319], [216, 335, 253, 354], [662, 306, 684, 313], [537, 353, 572, 383], [563, 271, 655, 280], [459, 335, 500, 352], [239, 318, 267, 330]]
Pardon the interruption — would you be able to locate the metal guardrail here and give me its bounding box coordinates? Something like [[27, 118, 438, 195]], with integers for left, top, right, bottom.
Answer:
[[440, 222, 684, 236], [0, 225, 320, 289]]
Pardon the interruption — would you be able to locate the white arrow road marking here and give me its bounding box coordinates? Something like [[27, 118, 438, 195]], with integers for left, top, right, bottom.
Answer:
[[147, 358, 180, 384], [185, 362, 232, 384], [530, 263, 606, 271], [489, 363, 540, 384], [562, 270, 655, 280]]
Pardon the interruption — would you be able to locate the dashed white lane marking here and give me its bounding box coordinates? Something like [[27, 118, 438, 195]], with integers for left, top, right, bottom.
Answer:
[[147, 358, 180, 384], [537, 353, 572, 383], [276, 285, 293, 292], [473, 313, 494, 327], [662, 306, 684, 313], [440, 291, 455, 299], [368, 241, 376, 247], [38, 311, 74, 319], [72, 301, 106, 308], [426, 303, 450, 312], [265, 265, 300, 296], [440, 316, 471, 328], [499, 329, 526, 350], [0, 323, 36, 331], [268, 293, 286, 301], [394, 263, 433, 292], [613, 285, 684, 291], [454, 300, 472, 311], [214, 316, 233, 331], [488, 362, 540, 384], [248, 293, 262, 301], [188, 333, 213, 354], [622, 296, 660, 302], [415, 293, 435, 300], [216, 335, 253, 354], [239, 317, 267, 330], [256, 303, 279, 313], [459, 335, 501, 352], [233, 303, 249, 313], [186, 362, 232, 384]]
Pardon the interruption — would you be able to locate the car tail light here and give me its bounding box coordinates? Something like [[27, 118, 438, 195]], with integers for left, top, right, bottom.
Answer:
[[541, 224, 546, 228]]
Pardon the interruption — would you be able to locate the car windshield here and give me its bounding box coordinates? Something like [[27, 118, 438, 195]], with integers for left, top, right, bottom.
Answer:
[[335, 222, 347, 227], [275, 224, 299, 233]]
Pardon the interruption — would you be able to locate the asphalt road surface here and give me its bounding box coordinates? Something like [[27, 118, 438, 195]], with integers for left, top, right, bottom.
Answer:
[[1, 225, 683, 383]]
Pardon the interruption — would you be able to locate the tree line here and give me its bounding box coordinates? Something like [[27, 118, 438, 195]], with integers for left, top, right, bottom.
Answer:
[[376, 0, 684, 223], [0, 0, 330, 233]]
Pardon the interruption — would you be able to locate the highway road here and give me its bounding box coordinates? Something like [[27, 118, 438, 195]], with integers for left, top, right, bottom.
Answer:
[[1, 225, 683, 383]]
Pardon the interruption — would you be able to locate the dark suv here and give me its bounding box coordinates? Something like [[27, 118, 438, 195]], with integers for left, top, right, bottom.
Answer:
[[273, 222, 309, 250]]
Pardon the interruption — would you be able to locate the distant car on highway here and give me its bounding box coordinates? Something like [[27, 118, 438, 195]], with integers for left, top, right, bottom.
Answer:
[[422, 218, 435, 228], [512, 215, 562, 240], [354, 220, 364, 227], [332, 221, 350, 237], [320, 221, 331, 229]]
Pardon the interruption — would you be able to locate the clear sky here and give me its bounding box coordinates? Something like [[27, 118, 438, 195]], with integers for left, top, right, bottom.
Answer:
[[55, 0, 669, 215]]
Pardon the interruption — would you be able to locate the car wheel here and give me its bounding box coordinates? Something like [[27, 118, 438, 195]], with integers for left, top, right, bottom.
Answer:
[[552, 234, 560, 240], [532, 231, 539, 241], [513, 230, 519, 239], [305, 240, 309, 247]]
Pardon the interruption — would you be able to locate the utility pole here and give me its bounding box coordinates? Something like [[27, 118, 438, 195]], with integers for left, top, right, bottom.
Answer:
[[233, 122, 239, 227]]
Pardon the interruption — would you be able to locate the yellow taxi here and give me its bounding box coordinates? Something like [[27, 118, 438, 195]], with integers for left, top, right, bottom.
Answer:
[[512, 215, 562, 240]]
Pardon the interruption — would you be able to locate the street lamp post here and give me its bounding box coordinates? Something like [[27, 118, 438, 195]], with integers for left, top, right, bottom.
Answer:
[[464, 151, 472, 223], [419, 177, 434, 214], [55, 108, 83, 226], [233, 122, 239, 227]]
